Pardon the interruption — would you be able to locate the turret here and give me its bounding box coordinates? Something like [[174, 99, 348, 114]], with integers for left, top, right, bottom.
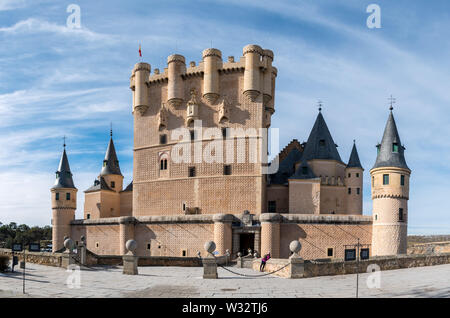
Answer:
[[262, 49, 274, 107], [243, 44, 263, 102], [202, 48, 222, 104], [345, 141, 364, 215], [51, 143, 77, 252], [100, 130, 124, 193], [130, 62, 150, 116], [167, 54, 186, 107], [371, 106, 411, 256]]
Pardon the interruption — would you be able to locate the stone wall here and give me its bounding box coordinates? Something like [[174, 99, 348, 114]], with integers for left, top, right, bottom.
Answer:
[[0, 248, 62, 267], [407, 241, 450, 255]]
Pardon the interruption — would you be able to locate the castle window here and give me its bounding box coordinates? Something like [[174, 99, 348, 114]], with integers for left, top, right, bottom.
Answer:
[[66, 193, 70, 200], [392, 143, 399, 153], [182, 202, 186, 211], [160, 159, 168, 170], [95, 242, 99, 248], [383, 174, 389, 185], [348, 188, 351, 194], [348, 173, 351, 178], [182, 250, 187, 257], [401, 175, 405, 186], [356, 173, 359, 178], [327, 248, 333, 257], [160, 134, 167, 144], [189, 166, 196, 177], [399, 208, 404, 222], [111, 181, 115, 188], [190, 130, 195, 141], [55, 193, 59, 201], [103, 160, 107, 167], [224, 165, 231, 175], [147, 243, 151, 250], [344, 249, 356, 261], [360, 248, 370, 260], [375, 214, 378, 220], [357, 188, 360, 195], [372, 176, 375, 186], [268, 201, 276, 213], [222, 127, 227, 139], [87, 214, 90, 219], [319, 139, 325, 146]]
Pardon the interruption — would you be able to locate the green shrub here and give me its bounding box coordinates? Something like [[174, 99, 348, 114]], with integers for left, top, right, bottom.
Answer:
[[0, 255, 9, 272]]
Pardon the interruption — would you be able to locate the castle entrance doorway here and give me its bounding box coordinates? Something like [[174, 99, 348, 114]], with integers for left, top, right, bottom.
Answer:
[[239, 233, 255, 255]]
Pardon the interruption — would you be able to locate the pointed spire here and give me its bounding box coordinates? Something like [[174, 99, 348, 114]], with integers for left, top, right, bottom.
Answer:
[[290, 160, 316, 179], [347, 140, 363, 169], [372, 107, 409, 170], [52, 143, 76, 189], [100, 131, 122, 176], [301, 110, 343, 163]]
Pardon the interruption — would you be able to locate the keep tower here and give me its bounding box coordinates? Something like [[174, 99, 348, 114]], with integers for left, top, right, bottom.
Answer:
[[51, 143, 77, 252], [371, 106, 411, 256]]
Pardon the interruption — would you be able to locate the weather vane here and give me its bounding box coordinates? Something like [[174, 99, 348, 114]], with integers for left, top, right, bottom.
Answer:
[[388, 95, 396, 111], [317, 100, 323, 112], [110, 122, 113, 137], [63, 135, 66, 148]]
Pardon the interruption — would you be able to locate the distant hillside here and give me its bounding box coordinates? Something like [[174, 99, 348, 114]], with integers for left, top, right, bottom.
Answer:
[[408, 235, 450, 247]]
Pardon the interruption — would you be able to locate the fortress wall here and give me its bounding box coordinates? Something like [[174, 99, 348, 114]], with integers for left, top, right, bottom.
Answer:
[[279, 222, 372, 259], [266, 185, 289, 213], [71, 224, 121, 255]]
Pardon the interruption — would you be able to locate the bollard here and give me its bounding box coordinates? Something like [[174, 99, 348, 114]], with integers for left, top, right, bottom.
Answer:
[[203, 241, 218, 279], [288, 241, 304, 279], [236, 252, 243, 268], [78, 236, 87, 266], [122, 240, 138, 275], [61, 238, 76, 269]]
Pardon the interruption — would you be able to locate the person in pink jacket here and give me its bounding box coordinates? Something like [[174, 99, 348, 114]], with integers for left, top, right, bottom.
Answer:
[[260, 252, 271, 272]]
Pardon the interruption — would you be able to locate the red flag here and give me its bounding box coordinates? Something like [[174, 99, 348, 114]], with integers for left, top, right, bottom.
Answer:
[[139, 44, 142, 57]]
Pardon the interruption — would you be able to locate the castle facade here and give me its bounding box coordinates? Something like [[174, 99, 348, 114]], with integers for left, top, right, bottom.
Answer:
[[50, 45, 411, 260]]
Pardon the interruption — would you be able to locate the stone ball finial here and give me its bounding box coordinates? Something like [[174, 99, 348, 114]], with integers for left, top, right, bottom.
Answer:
[[204, 241, 216, 254], [80, 235, 86, 242], [237, 252, 242, 258], [253, 252, 258, 258], [289, 240, 302, 254], [126, 240, 137, 253], [64, 238, 74, 250]]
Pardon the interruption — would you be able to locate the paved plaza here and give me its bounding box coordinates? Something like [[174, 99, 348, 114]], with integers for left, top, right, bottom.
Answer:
[[0, 263, 449, 298]]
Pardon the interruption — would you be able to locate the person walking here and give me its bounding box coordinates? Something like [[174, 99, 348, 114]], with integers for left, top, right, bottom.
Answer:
[[260, 251, 271, 272]]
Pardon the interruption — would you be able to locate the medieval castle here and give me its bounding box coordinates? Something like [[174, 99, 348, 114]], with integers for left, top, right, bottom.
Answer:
[[50, 44, 411, 259]]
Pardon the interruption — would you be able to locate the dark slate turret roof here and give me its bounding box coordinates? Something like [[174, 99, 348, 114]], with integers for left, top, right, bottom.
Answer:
[[290, 160, 316, 180], [268, 147, 303, 185], [372, 109, 409, 170], [100, 137, 122, 176], [301, 111, 343, 163], [84, 176, 113, 193], [347, 141, 364, 169], [52, 147, 76, 189], [123, 181, 133, 192]]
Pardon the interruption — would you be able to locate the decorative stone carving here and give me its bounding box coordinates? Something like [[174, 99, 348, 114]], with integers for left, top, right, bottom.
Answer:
[[218, 96, 231, 124], [186, 89, 199, 126], [135, 105, 148, 116], [158, 103, 168, 130]]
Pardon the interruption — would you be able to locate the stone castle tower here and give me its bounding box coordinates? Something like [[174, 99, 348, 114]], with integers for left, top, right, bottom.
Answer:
[[371, 106, 411, 256], [129, 44, 277, 216], [345, 141, 364, 215], [51, 144, 77, 252]]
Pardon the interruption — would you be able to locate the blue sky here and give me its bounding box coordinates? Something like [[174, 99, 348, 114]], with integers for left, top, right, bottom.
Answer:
[[0, 0, 449, 234]]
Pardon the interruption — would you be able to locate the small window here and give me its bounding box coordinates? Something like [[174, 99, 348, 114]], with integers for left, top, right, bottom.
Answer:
[[182, 202, 186, 211], [222, 127, 227, 139], [95, 242, 99, 248], [182, 250, 187, 257], [327, 248, 333, 257], [224, 165, 231, 175], [302, 166, 308, 175], [401, 175, 405, 186], [103, 161, 107, 167], [399, 208, 404, 222], [344, 249, 356, 261], [147, 243, 151, 250], [268, 201, 276, 213], [377, 145, 380, 154], [319, 139, 325, 146], [66, 193, 70, 200], [189, 166, 196, 177], [357, 188, 360, 195], [360, 248, 370, 260], [190, 130, 195, 141], [374, 214, 378, 221], [392, 143, 399, 153], [348, 173, 351, 178], [356, 173, 359, 178], [164, 159, 167, 170], [160, 134, 167, 144], [348, 188, 351, 194], [87, 214, 90, 219], [55, 193, 59, 201], [160, 159, 168, 170], [372, 176, 375, 186], [383, 174, 389, 185], [111, 181, 115, 188]]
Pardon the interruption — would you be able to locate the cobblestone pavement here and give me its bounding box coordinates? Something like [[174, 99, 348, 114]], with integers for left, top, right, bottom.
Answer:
[[0, 263, 449, 298]]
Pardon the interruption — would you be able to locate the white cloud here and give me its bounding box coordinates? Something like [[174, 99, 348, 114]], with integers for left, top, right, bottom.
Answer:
[[0, 0, 26, 11]]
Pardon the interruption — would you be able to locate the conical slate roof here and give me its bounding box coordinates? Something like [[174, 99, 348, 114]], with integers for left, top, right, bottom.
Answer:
[[372, 109, 409, 170], [100, 137, 122, 176], [290, 160, 316, 180], [268, 147, 303, 184], [347, 142, 363, 169], [301, 111, 343, 163], [85, 176, 113, 193], [52, 147, 76, 189]]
